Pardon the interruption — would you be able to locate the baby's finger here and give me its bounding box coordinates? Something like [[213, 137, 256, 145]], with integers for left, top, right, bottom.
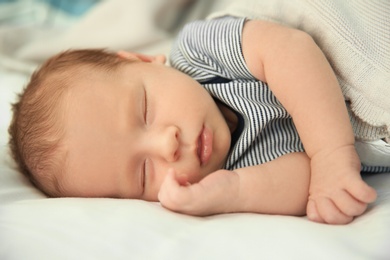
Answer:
[[306, 199, 325, 223], [176, 174, 190, 186], [158, 170, 178, 201], [315, 197, 353, 225], [161, 169, 180, 190], [347, 178, 377, 204], [334, 189, 367, 217], [158, 168, 196, 213]]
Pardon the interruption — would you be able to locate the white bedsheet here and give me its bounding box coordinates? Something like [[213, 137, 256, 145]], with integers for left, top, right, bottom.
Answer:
[[1, 1, 390, 259]]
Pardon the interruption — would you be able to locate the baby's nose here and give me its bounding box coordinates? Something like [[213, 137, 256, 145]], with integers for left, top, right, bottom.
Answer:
[[152, 125, 180, 162]]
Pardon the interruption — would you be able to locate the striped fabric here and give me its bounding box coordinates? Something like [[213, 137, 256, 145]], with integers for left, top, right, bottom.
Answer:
[[171, 16, 304, 170], [170, 16, 390, 173]]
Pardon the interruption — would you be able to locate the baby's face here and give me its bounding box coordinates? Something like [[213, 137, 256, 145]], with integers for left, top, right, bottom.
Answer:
[[61, 60, 231, 201]]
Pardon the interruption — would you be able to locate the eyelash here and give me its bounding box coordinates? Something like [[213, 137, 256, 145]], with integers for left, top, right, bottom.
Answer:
[[142, 89, 148, 191], [142, 159, 148, 190]]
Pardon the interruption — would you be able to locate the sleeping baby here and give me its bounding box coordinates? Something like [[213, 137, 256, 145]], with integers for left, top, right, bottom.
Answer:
[[8, 17, 390, 225]]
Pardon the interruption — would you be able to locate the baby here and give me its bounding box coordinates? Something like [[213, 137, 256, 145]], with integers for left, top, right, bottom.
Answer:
[[9, 16, 386, 225]]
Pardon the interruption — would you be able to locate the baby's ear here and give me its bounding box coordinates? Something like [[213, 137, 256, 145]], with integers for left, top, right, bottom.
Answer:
[[117, 51, 166, 64]]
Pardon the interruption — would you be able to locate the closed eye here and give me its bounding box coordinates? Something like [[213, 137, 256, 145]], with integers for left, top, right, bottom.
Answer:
[[141, 160, 146, 193], [142, 158, 149, 194]]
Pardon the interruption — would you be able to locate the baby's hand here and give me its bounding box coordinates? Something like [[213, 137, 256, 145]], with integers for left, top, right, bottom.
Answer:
[[307, 145, 377, 224], [158, 169, 240, 216]]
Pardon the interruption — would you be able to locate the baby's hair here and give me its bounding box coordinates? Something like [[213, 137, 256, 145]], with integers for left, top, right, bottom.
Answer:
[[8, 49, 133, 196]]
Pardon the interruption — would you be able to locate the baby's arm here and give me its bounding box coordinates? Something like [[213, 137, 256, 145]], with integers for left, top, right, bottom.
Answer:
[[242, 20, 376, 224], [159, 152, 310, 216]]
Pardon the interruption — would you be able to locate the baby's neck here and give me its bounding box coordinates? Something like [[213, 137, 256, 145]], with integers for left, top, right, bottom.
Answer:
[[216, 102, 238, 134]]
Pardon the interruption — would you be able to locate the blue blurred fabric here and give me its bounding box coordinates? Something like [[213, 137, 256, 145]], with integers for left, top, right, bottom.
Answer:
[[0, 0, 101, 17]]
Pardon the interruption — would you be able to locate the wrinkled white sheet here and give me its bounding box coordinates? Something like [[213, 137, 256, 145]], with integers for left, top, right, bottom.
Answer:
[[1, 1, 390, 259]]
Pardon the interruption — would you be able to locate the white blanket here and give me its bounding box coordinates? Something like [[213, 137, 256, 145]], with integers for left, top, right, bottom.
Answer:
[[209, 0, 390, 142]]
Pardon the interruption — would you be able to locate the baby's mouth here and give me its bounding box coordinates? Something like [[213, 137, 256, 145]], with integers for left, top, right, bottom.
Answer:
[[197, 126, 213, 166]]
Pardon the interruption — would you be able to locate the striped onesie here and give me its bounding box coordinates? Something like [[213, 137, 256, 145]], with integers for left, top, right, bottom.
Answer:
[[170, 16, 390, 173]]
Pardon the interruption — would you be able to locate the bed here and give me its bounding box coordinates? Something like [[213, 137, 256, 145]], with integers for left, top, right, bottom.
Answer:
[[1, 1, 390, 259]]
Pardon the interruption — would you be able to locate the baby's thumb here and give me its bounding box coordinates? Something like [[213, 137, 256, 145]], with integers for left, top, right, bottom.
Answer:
[[158, 170, 174, 203], [176, 174, 190, 186], [166, 168, 190, 186]]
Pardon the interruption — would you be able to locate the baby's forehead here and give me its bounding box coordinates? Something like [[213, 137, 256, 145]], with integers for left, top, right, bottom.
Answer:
[[67, 67, 121, 90], [64, 62, 143, 105], [64, 66, 138, 111]]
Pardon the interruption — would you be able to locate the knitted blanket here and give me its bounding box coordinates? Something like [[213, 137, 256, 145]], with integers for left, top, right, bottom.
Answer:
[[209, 0, 390, 141]]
